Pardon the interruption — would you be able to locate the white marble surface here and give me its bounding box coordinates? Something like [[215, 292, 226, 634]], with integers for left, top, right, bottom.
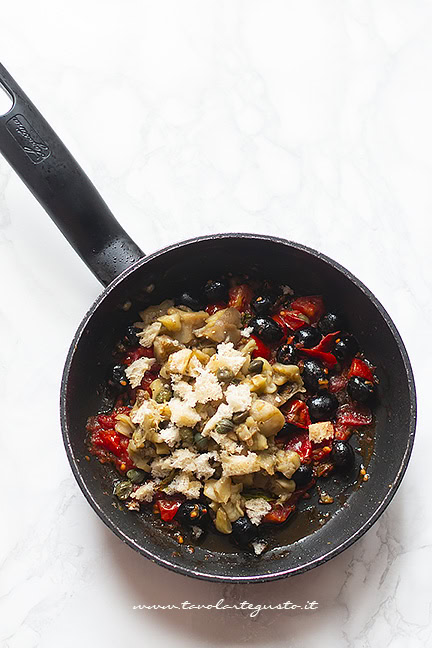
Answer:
[[0, 1, 430, 646]]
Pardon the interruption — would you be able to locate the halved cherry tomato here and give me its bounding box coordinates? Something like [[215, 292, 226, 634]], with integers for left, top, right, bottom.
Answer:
[[336, 403, 372, 426], [263, 502, 296, 524], [251, 335, 272, 360], [329, 373, 348, 393], [290, 296, 325, 324], [335, 403, 372, 438], [281, 428, 312, 462], [275, 308, 309, 331], [228, 284, 253, 313], [283, 399, 311, 429], [348, 358, 375, 382], [155, 498, 183, 522], [206, 302, 226, 315]]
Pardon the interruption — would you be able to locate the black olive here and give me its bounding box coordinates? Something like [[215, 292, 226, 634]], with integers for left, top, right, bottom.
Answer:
[[278, 422, 302, 437], [251, 295, 273, 316], [318, 312, 345, 335], [332, 334, 359, 361], [175, 292, 205, 311], [204, 279, 229, 303], [301, 359, 328, 393], [107, 364, 128, 392], [292, 464, 313, 487], [307, 391, 339, 422], [331, 440, 355, 471], [123, 325, 140, 347], [175, 501, 209, 528], [276, 343, 298, 364], [250, 317, 284, 345], [294, 326, 322, 348], [347, 376, 375, 403], [231, 516, 259, 545]]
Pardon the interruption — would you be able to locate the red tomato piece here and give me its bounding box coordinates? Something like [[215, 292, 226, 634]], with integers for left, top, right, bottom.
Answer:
[[337, 403, 372, 426], [156, 498, 182, 522], [263, 502, 296, 524], [251, 335, 272, 360], [348, 358, 375, 382], [123, 346, 154, 366], [228, 284, 253, 313], [275, 308, 309, 331], [140, 374, 155, 393], [98, 431, 122, 456], [88, 406, 134, 470], [313, 331, 341, 353], [290, 296, 325, 324], [297, 331, 340, 367], [299, 348, 338, 368], [329, 373, 348, 393], [271, 314, 288, 335], [90, 429, 133, 470], [284, 399, 311, 428], [282, 429, 312, 462], [206, 302, 226, 315], [96, 414, 116, 429]]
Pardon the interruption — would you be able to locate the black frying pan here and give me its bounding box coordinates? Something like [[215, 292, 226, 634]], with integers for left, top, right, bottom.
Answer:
[[0, 64, 416, 583]]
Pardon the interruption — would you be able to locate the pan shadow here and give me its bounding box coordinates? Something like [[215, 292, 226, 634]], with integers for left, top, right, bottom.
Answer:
[[100, 491, 408, 646]]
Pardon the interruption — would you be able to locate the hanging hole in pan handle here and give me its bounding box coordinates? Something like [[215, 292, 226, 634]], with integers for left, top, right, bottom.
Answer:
[[0, 63, 144, 286]]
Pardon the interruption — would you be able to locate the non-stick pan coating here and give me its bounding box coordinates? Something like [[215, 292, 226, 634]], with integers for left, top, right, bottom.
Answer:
[[61, 234, 416, 583]]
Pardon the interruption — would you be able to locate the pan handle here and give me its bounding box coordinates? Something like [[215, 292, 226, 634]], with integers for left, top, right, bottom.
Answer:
[[0, 63, 144, 287]]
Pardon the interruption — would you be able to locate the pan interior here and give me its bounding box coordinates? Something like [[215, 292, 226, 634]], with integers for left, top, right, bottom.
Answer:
[[62, 235, 415, 581]]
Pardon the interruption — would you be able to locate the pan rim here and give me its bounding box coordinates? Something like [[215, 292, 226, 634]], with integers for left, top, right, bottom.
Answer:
[[60, 233, 417, 583]]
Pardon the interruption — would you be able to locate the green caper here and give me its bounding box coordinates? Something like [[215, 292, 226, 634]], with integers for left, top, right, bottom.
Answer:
[[232, 410, 249, 425], [159, 469, 176, 489], [155, 386, 172, 403], [215, 418, 235, 434], [126, 469, 147, 484], [194, 432, 209, 451], [179, 427, 194, 444], [113, 480, 133, 500], [216, 367, 235, 383], [249, 358, 264, 374]]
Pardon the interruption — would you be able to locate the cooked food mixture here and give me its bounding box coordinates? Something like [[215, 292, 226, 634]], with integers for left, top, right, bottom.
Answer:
[[87, 278, 377, 554]]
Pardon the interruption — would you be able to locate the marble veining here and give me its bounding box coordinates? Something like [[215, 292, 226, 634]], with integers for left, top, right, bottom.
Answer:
[[0, 1, 430, 646]]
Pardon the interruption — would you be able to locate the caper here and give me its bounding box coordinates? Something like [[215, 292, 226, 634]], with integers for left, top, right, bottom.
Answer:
[[179, 427, 194, 444], [155, 386, 172, 403], [249, 358, 264, 374], [232, 410, 249, 425], [194, 432, 209, 451], [216, 367, 235, 383], [159, 469, 176, 489], [113, 480, 133, 500], [126, 469, 147, 484], [215, 418, 235, 434]]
